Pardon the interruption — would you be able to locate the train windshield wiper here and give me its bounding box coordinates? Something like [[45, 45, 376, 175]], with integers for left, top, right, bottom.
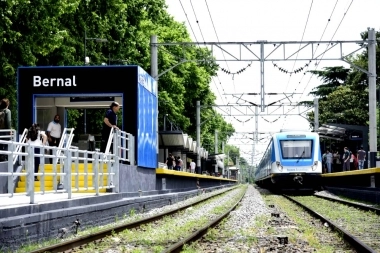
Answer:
[[296, 150, 305, 163]]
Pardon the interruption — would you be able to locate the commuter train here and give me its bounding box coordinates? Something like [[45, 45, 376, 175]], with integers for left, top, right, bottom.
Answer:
[[255, 131, 322, 189]]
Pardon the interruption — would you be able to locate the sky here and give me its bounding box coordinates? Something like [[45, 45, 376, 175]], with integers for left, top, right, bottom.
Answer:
[[164, 0, 380, 165]]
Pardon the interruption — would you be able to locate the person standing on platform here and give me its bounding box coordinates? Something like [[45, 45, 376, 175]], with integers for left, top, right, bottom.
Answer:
[[0, 98, 12, 162], [342, 147, 350, 171], [46, 114, 61, 164], [166, 153, 174, 170], [190, 159, 196, 173], [101, 102, 120, 154], [325, 150, 333, 173], [357, 146, 366, 170], [27, 124, 47, 181]]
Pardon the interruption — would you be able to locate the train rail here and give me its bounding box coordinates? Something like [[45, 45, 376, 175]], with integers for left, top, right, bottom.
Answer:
[[283, 194, 379, 253], [314, 193, 380, 214], [162, 187, 246, 253], [29, 186, 238, 253]]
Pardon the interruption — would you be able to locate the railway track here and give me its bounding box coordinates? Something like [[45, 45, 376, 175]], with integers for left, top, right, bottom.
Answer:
[[314, 193, 380, 215], [29, 186, 239, 253], [162, 186, 246, 253], [283, 194, 380, 253]]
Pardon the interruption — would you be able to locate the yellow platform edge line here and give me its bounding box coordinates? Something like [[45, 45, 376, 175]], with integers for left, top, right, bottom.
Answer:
[[156, 168, 237, 181], [322, 167, 380, 177]]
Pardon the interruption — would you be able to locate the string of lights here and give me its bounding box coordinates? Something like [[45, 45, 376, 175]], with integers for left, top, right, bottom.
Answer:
[[272, 61, 312, 76], [219, 61, 253, 78], [233, 116, 253, 123]]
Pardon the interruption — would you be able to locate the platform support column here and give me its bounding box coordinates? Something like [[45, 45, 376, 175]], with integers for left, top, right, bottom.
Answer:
[[222, 142, 225, 176], [214, 130, 218, 173], [196, 100, 201, 173], [151, 35, 159, 168], [368, 28, 377, 168]]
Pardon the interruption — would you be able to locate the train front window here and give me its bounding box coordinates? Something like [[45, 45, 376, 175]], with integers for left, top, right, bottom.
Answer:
[[280, 140, 312, 159]]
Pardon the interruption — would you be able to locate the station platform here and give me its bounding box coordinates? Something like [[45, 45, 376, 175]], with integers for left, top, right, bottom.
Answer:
[[322, 167, 380, 188], [155, 168, 237, 190]]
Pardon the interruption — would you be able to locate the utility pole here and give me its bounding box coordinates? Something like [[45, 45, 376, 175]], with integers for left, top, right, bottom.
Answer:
[[255, 106, 259, 148], [196, 101, 201, 173], [150, 35, 159, 166], [368, 28, 377, 168], [314, 98, 319, 131], [260, 42, 265, 112], [214, 130, 218, 173]]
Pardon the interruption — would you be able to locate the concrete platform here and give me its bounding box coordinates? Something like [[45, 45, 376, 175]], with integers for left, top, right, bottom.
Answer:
[[322, 168, 380, 188]]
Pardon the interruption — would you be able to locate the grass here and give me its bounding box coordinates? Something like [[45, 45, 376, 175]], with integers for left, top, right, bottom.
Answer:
[[292, 195, 380, 250], [259, 193, 348, 253], [9, 186, 238, 253]]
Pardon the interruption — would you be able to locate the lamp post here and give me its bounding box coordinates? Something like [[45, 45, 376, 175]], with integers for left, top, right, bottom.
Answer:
[[84, 30, 108, 65]]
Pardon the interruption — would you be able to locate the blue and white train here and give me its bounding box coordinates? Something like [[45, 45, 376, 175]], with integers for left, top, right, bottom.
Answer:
[[255, 131, 322, 189]]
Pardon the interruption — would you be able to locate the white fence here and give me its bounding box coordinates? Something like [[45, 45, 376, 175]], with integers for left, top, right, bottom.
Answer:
[[0, 128, 135, 204]]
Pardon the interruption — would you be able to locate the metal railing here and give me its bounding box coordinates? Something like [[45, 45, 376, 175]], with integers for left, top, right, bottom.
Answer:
[[0, 139, 119, 204], [105, 128, 135, 165]]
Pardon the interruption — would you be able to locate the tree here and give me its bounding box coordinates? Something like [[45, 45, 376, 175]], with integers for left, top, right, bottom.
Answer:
[[0, 0, 235, 148], [303, 30, 380, 128], [307, 85, 368, 125]]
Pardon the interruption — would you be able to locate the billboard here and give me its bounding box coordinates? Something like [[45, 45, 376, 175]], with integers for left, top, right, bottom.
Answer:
[[137, 67, 158, 168]]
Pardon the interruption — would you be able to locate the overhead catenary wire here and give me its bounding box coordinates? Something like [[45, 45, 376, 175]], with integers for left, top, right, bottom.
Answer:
[[189, 0, 206, 42], [283, 0, 314, 94], [280, 0, 344, 130], [179, 0, 199, 44], [204, 0, 231, 73]]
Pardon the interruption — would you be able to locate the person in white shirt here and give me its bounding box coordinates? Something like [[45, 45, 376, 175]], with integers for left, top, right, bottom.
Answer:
[[27, 124, 47, 181], [190, 160, 196, 173], [46, 115, 62, 163]]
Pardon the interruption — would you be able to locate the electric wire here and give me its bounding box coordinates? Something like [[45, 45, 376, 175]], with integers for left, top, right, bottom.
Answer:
[[179, 0, 199, 44], [283, 0, 314, 94], [264, 0, 314, 126], [280, 0, 343, 130], [189, 0, 206, 42], [204, 0, 231, 73]]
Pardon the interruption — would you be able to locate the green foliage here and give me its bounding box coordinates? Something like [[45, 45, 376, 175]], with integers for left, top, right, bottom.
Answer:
[[307, 85, 368, 125], [0, 0, 234, 149], [304, 30, 380, 130], [308, 66, 351, 98], [223, 144, 240, 167]]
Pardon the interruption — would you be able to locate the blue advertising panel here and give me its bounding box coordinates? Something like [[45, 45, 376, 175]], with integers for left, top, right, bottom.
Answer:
[[137, 67, 158, 168]]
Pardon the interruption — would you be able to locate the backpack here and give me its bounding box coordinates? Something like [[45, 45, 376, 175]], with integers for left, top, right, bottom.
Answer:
[[0, 110, 7, 129]]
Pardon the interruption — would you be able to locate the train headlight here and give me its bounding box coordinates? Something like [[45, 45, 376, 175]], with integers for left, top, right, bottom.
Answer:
[[276, 161, 283, 171], [311, 161, 318, 171]]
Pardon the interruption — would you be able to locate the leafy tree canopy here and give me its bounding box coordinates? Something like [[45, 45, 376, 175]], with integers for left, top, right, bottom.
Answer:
[[0, 0, 234, 150]]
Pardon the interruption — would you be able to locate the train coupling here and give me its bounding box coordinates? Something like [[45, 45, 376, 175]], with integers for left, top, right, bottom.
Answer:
[[293, 175, 303, 185]]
